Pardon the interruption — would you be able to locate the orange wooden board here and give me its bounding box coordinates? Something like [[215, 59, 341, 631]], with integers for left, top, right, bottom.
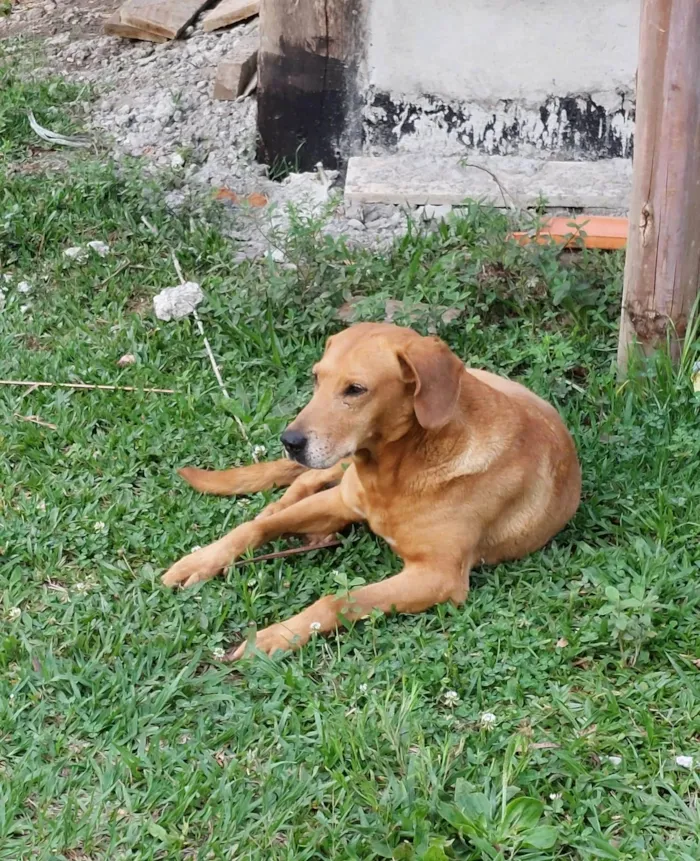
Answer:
[[511, 216, 628, 250]]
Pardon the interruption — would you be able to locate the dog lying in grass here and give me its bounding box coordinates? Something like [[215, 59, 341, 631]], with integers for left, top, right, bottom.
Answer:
[[162, 323, 581, 658]]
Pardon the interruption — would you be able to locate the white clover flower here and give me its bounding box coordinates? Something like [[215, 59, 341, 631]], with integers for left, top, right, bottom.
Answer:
[[252, 444, 267, 459], [190, 545, 202, 553], [93, 521, 106, 533], [247, 578, 256, 587], [675, 755, 694, 769], [8, 607, 21, 622], [74, 582, 90, 593], [480, 711, 497, 726], [549, 793, 562, 801], [358, 683, 368, 694], [443, 690, 460, 707], [309, 621, 322, 633], [36, 500, 46, 512], [212, 647, 226, 660]]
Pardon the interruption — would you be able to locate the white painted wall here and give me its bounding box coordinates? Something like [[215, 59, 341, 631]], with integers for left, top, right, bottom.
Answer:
[[364, 0, 639, 158], [368, 0, 638, 105]]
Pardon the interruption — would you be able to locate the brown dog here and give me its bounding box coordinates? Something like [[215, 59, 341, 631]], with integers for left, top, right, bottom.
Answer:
[[162, 323, 581, 659]]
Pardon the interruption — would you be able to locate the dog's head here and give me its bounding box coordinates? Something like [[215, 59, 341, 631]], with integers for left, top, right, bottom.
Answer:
[[281, 323, 464, 468]]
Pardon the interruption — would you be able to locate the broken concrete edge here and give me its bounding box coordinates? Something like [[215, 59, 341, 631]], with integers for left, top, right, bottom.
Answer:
[[344, 155, 633, 213], [343, 201, 630, 227]]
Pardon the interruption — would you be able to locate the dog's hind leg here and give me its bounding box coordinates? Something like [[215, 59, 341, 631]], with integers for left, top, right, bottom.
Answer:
[[178, 459, 307, 496]]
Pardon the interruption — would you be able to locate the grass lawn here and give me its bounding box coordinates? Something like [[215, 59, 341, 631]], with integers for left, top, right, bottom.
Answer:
[[1, 60, 699, 861]]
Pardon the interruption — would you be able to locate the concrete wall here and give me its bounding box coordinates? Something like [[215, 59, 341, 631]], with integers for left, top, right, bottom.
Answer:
[[363, 0, 639, 160]]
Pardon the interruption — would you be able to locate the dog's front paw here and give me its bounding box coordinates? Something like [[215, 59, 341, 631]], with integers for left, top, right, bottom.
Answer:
[[161, 524, 257, 589], [161, 546, 224, 588], [161, 533, 240, 588], [225, 621, 309, 660]]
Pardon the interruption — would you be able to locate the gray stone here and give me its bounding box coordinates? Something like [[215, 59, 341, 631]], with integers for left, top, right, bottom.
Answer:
[[345, 154, 632, 213]]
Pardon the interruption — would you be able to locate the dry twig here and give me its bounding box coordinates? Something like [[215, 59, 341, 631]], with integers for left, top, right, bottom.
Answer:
[[233, 540, 341, 568], [1, 379, 174, 394], [13, 412, 58, 430]]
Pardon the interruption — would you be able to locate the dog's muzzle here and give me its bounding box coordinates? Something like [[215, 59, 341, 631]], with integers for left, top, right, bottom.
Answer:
[[281, 428, 308, 464]]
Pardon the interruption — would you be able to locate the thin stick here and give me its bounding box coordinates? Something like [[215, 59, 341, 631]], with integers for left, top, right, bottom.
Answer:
[[170, 251, 230, 398], [99, 260, 130, 287], [0, 379, 175, 394], [233, 540, 341, 568], [13, 412, 58, 430], [462, 160, 517, 210], [193, 313, 230, 398], [170, 251, 255, 456]]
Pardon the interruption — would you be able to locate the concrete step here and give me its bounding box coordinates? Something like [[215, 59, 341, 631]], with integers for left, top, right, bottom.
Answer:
[[344, 154, 632, 213]]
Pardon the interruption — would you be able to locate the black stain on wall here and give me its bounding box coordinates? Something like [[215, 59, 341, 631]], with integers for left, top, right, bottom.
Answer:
[[365, 91, 635, 159]]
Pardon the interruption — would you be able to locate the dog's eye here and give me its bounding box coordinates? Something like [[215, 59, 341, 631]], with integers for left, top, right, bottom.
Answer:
[[343, 383, 367, 397]]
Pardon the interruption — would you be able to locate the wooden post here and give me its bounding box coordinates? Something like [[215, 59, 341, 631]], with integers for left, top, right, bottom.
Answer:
[[256, 0, 367, 173], [617, 0, 700, 373]]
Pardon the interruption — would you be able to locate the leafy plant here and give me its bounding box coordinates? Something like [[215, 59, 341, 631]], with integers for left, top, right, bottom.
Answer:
[[438, 737, 558, 858], [596, 577, 661, 666]]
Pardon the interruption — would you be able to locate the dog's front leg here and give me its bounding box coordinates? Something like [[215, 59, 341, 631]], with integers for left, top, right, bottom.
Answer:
[[228, 557, 470, 659], [161, 486, 360, 589], [254, 460, 350, 546]]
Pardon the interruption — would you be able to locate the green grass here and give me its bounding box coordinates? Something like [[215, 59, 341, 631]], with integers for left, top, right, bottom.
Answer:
[[0, 62, 90, 163], [1, 60, 700, 861]]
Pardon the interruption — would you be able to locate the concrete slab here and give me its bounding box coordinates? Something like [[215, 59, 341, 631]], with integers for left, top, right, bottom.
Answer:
[[344, 154, 632, 213]]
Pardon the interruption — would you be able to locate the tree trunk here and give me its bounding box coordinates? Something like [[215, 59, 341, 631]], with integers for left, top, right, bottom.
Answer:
[[617, 0, 700, 373], [256, 0, 367, 173]]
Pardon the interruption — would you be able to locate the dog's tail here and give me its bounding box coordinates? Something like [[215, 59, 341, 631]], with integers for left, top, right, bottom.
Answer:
[[178, 459, 307, 496]]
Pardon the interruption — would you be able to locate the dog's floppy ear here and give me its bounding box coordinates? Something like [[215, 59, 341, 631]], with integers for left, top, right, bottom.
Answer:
[[397, 336, 463, 430]]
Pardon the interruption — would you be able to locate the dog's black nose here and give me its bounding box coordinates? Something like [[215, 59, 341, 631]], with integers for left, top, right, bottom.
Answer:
[[281, 428, 307, 457]]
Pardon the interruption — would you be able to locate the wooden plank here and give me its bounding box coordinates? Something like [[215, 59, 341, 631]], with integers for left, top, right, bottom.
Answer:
[[213, 54, 258, 99], [202, 0, 258, 32], [213, 35, 258, 99], [512, 216, 628, 250], [120, 0, 214, 40], [617, 0, 700, 372], [103, 10, 167, 41]]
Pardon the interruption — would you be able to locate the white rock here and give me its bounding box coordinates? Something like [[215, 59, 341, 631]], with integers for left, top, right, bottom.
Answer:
[[675, 755, 693, 769], [153, 282, 204, 321], [117, 353, 137, 366], [17, 281, 32, 294], [87, 240, 110, 257], [170, 152, 185, 169], [606, 755, 622, 766], [64, 246, 87, 262]]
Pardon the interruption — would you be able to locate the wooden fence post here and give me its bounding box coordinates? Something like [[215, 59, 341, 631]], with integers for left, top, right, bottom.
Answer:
[[256, 0, 367, 173], [617, 0, 700, 373]]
